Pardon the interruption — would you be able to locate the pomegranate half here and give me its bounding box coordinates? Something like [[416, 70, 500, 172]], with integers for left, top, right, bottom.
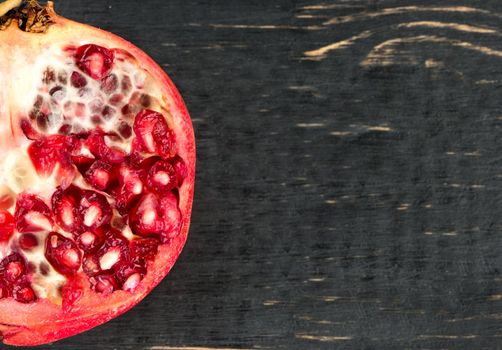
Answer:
[[0, 0, 195, 346]]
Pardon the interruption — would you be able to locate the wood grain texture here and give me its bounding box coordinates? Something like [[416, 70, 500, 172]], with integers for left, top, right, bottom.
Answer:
[[7, 0, 502, 349]]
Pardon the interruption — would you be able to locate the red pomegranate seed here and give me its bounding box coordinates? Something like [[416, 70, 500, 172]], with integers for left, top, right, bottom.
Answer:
[[129, 193, 163, 236], [86, 130, 126, 164], [109, 94, 123, 106], [84, 160, 114, 190], [0, 283, 10, 299], [28, 135, 76, 187], [44, 232, 82, 276], [61, 279, 83, 313], [122, 273, 142, 292], [39, 262, 50, 276], [96, 228, 129, 271], [75, 44, 115, 80], [72, 154, 95, 174], [12, 284, 37, 303], [110, 163, 144, 215], [0, 210, 15, 242], [70, 71, 87, 88], [20, 119, 41, 140], [130, 192, 181, 242], [76, 227, 105, 253], [133, 109, 175, 157], [58, 124, 72, 135], [79, 190, 112, 229], [130, 238, 160, 263], [158, 192, 182, 242], [146, 160, 177, 194], [82, 254, 101, 276], [89, 98, 105, 113], [74, 102, 87, 117], [153, 121, 176, 158], [52, 186, 82, 233], [121, 75, 132, 94], [89, 274, 118, 295], [101, 105, 116, 120], [19, 233, 39, 250], [15, 193, 53, 233], [0, 253, 26, 282], [116, 263, 146, 292], [118, 121, 132, 139], [171, 155, 187, 186], [101, 74, 118, 94]]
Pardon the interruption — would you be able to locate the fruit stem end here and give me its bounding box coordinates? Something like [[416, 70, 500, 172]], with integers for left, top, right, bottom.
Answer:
[[0, 0, 22, 17], [0, 0, 56, 32]]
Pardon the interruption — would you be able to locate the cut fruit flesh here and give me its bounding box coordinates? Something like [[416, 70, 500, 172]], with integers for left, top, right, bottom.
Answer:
[[0, 2, 195, 347]]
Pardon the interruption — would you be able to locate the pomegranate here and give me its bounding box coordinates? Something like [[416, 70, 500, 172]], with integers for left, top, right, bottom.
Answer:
[[0, 0, 195, 346]]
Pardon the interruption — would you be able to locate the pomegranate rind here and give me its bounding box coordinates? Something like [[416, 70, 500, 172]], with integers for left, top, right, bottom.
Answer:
[[0, 14, 195, 346]]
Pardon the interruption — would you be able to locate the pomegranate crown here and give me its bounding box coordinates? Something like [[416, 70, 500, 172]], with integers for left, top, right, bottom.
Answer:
[[0, 0, 55, 33]]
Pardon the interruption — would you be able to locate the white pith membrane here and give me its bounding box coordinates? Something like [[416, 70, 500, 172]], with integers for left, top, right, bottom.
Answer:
[[0, 42, 184, 304]]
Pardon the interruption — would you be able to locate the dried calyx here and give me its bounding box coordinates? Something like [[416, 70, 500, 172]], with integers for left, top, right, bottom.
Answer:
[[0, 0, 55, 32]]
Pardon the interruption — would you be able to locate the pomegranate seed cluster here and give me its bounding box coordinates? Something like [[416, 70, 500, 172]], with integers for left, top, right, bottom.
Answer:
[[0, 44, 186, 305]]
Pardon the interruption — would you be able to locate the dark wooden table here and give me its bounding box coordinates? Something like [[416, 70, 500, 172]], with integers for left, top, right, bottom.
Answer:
[[10, 0, 502, 349]]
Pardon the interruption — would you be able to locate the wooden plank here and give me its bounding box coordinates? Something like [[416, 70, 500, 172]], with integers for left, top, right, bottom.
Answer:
[[19, 0, 502, 349]]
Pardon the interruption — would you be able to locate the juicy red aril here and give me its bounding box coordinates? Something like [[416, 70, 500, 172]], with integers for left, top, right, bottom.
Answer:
[[84, 160, 114, 190], [130, 237, 160, 263], [75, 44, 115, 80], [102, 105, 116, 120], [72, 154, 95, 174], [133, 109, 175, 158], [171, 155, 187, 186], [20, 118, 41, 140], [15, 193, 53, 233], [101, 74, 118, 94], [58, 124, 72, 135], [122, 75, 132, 94], [90, 274, 118, 295], [0, 210, 15, 242], [153, 122, 176, 159], [146, 160, 176, 194], [0, 283, 10, 299], [129, 193, 162, 236], [118, 121, 132, 139], [86, 130, 126, 164], [70, 71, 87, 88], [79, 190, 112, 229], [110, 163, 144, 215], [129, 192, 181, 242], [95, 228, 129, 271], [52, 186, 82, 233], [116, 263, 146, 292], [28, 135, 75, 187], [76, 227, 105, 253], [61, 279, 83, 313], [13, 284, 37, 303], [157, 192, 182, 241], [0, 253, 26, 282], [82, 254, 101, 276], [44, 232, 82, 276], [19, 233, 39, 251]]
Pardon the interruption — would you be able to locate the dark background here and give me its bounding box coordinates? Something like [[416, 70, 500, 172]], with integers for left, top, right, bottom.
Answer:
[[9, 0, 502, 349]]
